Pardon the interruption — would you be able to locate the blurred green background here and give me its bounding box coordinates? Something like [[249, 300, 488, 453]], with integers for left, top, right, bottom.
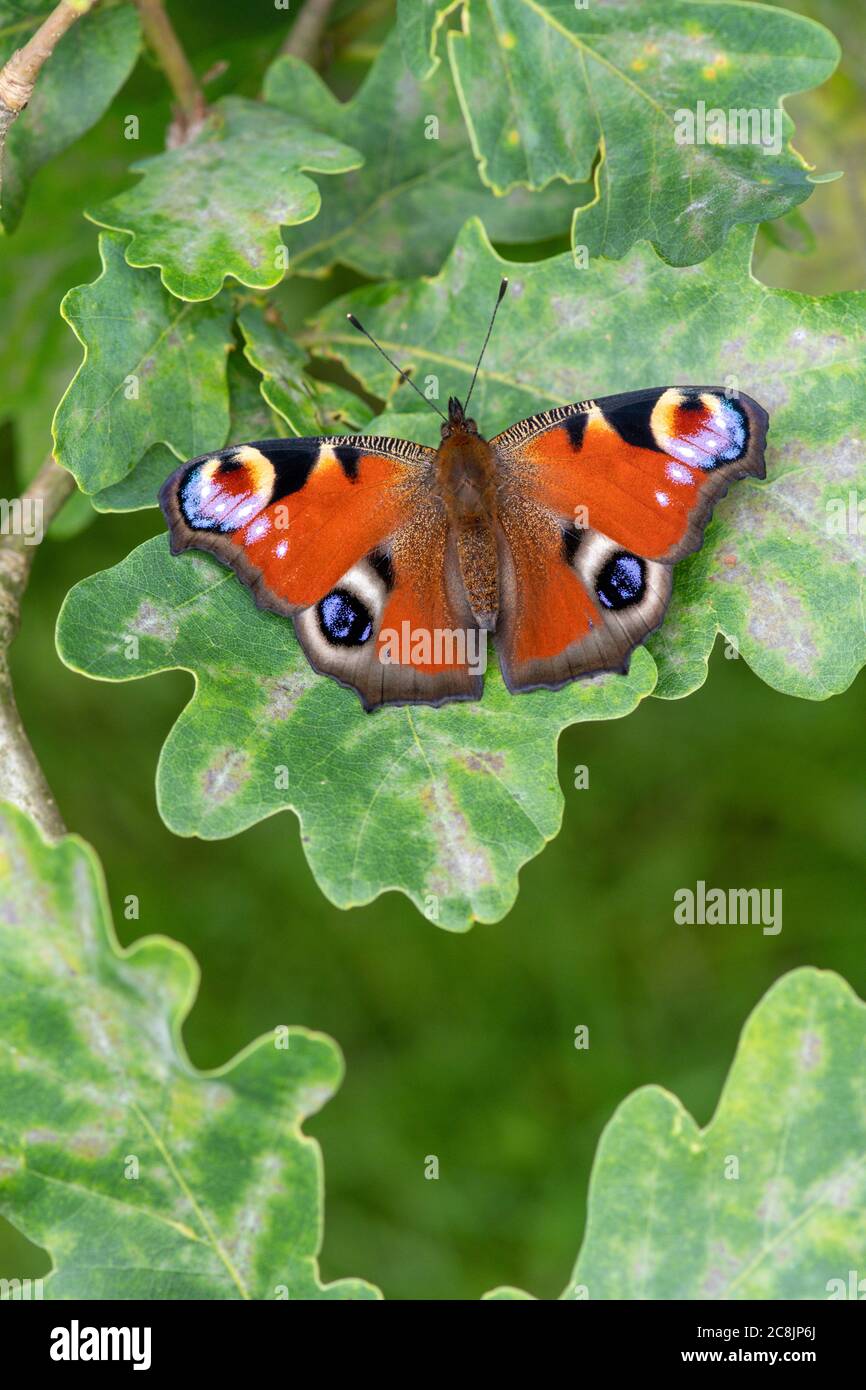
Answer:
[[1, 0, 863, 1299]]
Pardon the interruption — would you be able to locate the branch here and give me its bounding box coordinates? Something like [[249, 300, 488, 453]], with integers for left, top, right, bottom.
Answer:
[[134, 0, 206, 144], [281, 0, 338, 64], [0, 0, 96, 181], [0, 458, 75, 841], [328, 0, 393, 59]]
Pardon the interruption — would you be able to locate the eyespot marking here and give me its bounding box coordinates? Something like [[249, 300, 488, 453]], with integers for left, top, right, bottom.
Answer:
[[179, 451, 274, 533], [317, 589, 374, 646], [653, 389, 749, 470], [595, 552, 646, 610]]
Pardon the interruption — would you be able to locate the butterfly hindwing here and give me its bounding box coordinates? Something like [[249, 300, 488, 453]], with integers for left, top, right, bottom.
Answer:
[[159, 435, 482, 709], [294, 503, 483, 709], [494, 499, 674, 693], [491, 387, 767, 692]]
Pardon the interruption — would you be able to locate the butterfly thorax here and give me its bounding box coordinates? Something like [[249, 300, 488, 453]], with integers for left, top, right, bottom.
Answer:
[[435, 424, 499, 629]]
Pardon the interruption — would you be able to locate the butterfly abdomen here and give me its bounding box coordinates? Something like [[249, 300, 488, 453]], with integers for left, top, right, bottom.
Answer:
[[436, 430, 499, 627]]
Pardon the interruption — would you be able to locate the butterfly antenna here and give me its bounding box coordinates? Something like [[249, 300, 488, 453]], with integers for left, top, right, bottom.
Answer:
[[346, 314, 447, 422], [463, 277, 508, 413]]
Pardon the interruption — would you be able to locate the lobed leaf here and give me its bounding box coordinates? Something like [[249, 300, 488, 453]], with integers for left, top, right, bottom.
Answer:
[[398, 0, 839, 265], [0, 802, 380, 1299], [487, 968, 866, 1299], [237, 305, 374, 437], [396, 0, 456, 79], [52, 238, 374, 507], [55, 535, 654, 930], [87, 97, 363, 300], [52, 231, 233, 495], [91, 353, 285, 514], [264, 27, 579, 280]]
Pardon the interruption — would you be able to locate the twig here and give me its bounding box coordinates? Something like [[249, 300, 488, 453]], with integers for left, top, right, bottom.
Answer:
[[0, 0, 96, 182], [0, 458, 75, 840], [134, 0, 207, 144], [328, 0, 393, 58], [281, 0, 338, 64], [0, 2, 91, 833]]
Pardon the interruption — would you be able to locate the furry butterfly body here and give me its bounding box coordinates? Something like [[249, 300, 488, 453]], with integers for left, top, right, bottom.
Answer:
[[160, 383, 768, 710]]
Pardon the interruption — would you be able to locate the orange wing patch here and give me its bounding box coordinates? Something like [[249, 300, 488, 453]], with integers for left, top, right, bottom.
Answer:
[[490, 387, 767, 691], [235, 448, 412, 608], [497, 503, 596, 667], [378, 511, 480, 676], [520, 411, 701, 558], [160, 435, 432, 614], [494, 388, 767, 565]]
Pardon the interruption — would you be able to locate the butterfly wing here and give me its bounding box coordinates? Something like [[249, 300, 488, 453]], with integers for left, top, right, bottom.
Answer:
[[160, 435, 483, 709], [491, 387, 768, 692]]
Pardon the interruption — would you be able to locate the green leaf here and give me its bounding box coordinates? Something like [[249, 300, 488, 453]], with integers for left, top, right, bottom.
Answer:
[[55, 534, 655, 929], [0, 1, 141, 233], [487, 968, 866, 1299], [263, 28, 579, 280], [91, 352, 284, 513], [87, 97, 363, 300], [237, 305, 374, 437], [85, 302, 375, 513], [365, 409, 442, 449], [0, 801, 380, 1300], [396, 0, 456, 79], [308, 218, 866, 702], [53, 231, 234, 494], [422, 0, 838, 264], [88, 444, 177, 514]]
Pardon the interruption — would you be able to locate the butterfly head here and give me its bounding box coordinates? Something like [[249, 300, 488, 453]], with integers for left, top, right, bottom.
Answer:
[[442, 396, 479, 439]]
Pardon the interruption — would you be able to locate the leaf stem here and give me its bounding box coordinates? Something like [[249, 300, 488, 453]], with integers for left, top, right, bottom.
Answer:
[[0, 458, 75, 840], [280, 0, 338, 64], [0, 0, 96, 186], [134, 0, 206, 140]]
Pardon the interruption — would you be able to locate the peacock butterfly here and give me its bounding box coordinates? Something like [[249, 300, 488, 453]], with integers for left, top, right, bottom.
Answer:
[[159, 280, 768, 710]]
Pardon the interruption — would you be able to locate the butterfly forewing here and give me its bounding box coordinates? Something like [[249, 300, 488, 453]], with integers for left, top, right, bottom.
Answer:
[[159, 434, 483, 710], [490, 387, 768, 693]]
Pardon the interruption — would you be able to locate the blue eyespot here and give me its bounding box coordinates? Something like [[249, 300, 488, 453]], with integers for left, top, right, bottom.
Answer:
[[716, 399, 747, 461], [317, 589, 373, 646], [596, 553, 645, 610]]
